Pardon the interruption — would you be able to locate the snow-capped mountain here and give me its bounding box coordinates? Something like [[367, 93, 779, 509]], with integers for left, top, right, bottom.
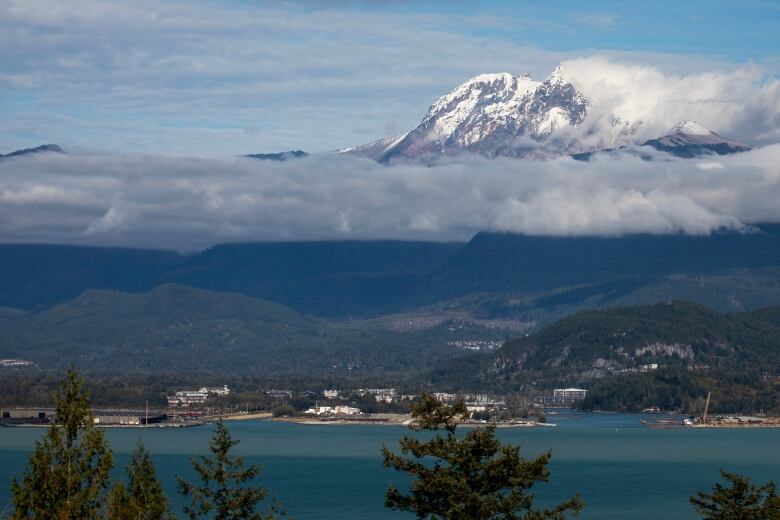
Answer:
[[340, 65, 750, 161], [372, 65, 589, 160], [642, 121, 751, 157]]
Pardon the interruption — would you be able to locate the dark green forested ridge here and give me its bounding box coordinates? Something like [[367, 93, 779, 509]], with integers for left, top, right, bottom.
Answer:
[[495, 301, 780, 372], [0, 284, 506, 374], [4, 226, 780, 321], [451, 301, 780, 414]]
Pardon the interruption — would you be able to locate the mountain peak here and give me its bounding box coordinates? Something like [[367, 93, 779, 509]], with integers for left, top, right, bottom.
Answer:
[[643, 121, 750, 157], [546, 63, 566, 84], [465, 72, 514, 85], [671, 120, 713, 137], [365, 65, 588, 160]]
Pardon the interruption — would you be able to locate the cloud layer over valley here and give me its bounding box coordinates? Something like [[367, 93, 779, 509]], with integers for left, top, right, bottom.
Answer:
[[2, 146, 779, 250]]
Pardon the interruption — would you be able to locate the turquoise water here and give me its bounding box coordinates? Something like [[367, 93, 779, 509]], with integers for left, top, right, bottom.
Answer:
[[1, 413, 778, 519]]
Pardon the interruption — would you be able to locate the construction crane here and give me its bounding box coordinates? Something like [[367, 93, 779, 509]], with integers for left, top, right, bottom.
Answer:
[[702, 391, 711, 424]]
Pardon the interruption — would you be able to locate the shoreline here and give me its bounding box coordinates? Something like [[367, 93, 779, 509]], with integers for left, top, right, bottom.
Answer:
[[219, 412, 273, 421], [271, 414, 555, 428]]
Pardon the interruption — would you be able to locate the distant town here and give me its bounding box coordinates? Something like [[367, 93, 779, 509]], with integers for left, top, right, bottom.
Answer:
[[1, 383, 591, 428]]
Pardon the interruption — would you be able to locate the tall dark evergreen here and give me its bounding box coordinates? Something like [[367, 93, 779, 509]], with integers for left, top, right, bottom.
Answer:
[[691, 470, 780, 519], [177, 420, 283, 520], [107, 440, 173, 520], [11, 369, 114, 520], [382, 393, 583, 520]]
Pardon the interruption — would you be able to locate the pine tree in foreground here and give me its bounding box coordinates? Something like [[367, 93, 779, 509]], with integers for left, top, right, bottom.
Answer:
[[691, 470, 780, 519], [177, 420, 284, 520], [107, 440, 173, 520], [11, 369, 114, 520], [382, 393, 584, 520]]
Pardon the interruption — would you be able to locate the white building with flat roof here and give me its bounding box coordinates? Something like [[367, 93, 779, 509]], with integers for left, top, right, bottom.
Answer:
[[553, 388, 588, 401]]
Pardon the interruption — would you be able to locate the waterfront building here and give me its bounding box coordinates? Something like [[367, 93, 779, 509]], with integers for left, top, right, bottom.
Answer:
[[94, 414, 140, 426], [553, 388, 588, 401], [304, 405, 362, 416], [0, 408, 55, 424], [167, 385, 230, 406], [167, 390, 208, 406], [334, 405, 361, 415], [432, 392, 457, 403]]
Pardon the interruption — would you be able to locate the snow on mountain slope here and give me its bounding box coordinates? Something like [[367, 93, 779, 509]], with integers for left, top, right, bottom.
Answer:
[[374, 64, 589, 160], [336, 133, 408, 159], [642, 121, 751, 157], [343, 64, 751, 161]]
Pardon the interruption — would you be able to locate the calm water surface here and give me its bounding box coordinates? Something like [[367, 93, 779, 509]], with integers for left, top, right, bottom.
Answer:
[[1, 413, 778, 519]]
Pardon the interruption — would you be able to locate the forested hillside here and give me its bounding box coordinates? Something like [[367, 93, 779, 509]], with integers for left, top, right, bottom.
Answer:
[[0, 284, 505, 374], [3, 227, 780, 322], [439, 301, 780, 414]]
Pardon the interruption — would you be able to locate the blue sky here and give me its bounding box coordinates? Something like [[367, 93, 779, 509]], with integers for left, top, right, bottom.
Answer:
[[371, 1, 780, 59], [1, 0, 779, 155]]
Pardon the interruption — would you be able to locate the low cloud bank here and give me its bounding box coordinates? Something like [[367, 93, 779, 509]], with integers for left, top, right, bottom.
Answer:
[[1, 147, 779, 250], [560, 57, 780, 147]]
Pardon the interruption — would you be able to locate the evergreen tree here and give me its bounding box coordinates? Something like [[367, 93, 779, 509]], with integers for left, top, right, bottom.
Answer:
[[11, 369, 114, 520], [691, 470, 780, 519], [382, 393, 584, 520], [177, 420, 283, 520], [107, 482, 131, 519], [107, 440, 173, 520]]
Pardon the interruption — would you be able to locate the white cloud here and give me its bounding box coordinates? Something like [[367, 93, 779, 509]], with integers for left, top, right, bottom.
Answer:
[[559, 57, 780, 146], [1, 146, 779, 250], [2, 1, 776, 155]]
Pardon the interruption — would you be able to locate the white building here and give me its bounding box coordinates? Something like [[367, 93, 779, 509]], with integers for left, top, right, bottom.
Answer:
[[334, 405, 361, 415], [168, 385, 230, 406], [553, 388, 588, 401], [356, 388, 397, 403], [304, 406, 333, 415], [323, 390, 339, 399], [304, 405, 361, 416], [433, 392, 457, 403], [167, 390, 208, 406], [199, 385, 230, 396]]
